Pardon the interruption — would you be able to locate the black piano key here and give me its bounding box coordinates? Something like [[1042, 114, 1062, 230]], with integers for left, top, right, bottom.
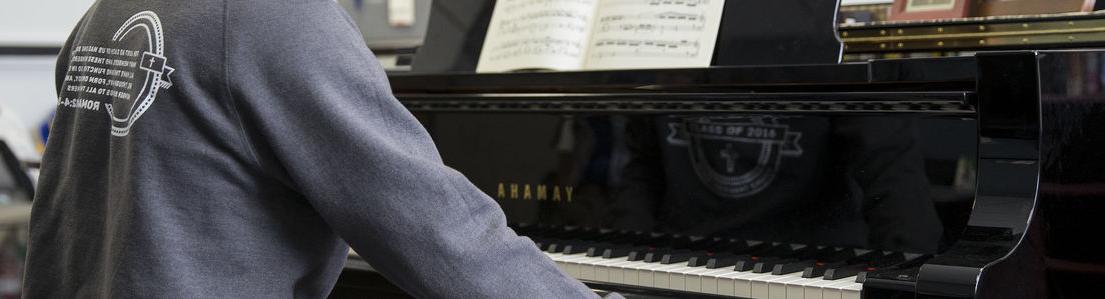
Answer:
[[773, 247, 852, 276], [752, 257, 795, 273], [705, 255, 741, 269], [736, 256, 781, 271], [561, 243, 590, 255], [627, 247, 655, 261], [586, 245, 610, 257], [643, 250, 673, 263], [542, 241, 560, 252], [823, 264, 872, 280], [688, 251, 731, 267], [804, 248, 878, 278], [822, 251, 910, 280], [585, 234, 648, 257], [772, 259, 817, 275], [802, 261, 847, 278], [733, 243, 807, 271], [602, 246, 644, 259], [687, 256, 708, 267], [660, 251, 695, 264], [546, 242, 567, 253]]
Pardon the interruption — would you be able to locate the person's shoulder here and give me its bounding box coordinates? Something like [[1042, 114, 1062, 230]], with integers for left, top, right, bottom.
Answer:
[[228, 0, 353, 29], [226, 0, 360, 46]]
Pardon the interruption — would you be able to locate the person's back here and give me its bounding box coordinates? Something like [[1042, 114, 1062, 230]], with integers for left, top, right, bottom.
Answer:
[[26, 1, 600, 298]]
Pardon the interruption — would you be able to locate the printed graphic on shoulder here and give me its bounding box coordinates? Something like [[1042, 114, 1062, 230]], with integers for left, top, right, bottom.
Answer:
[[57, 11, 174, 137]]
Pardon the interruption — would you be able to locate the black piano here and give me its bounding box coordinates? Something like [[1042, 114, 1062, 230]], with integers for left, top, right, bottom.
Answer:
[[334, 1, 1105, 298]]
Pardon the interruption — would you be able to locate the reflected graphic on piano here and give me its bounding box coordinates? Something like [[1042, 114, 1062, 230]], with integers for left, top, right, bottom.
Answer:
[[424, 112, 976, 255], [609, 115, 943, 254]]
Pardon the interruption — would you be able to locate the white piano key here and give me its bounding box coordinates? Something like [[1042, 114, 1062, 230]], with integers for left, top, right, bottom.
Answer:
[[752, 272, 797, 299], [606, 260, 634, 284], [667, 265, 705, 291], [619, 262, 641, 285], [782, 276, 824, 299], [650, 264, 687, 290], [557, 254, 589, 277], [840, 280, 863, 299], [739, 271, 775, 298], [711, 270, 746, 295], [590, 258, 625, 282], [699, 269, 734, 295], [821, 279, 859, 299], [804, 278, 845, 299], [575, 256, 604, 281], [681, 267, 714, 293], [636, 262, 668, 287], [766, 273, 808, 299]]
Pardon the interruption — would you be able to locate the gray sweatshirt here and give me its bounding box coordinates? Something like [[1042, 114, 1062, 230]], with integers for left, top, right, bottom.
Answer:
[[25, 0, 601, 298]]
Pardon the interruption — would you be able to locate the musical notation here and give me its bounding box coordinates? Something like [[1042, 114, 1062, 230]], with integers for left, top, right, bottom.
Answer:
[[500, 22, 588, 35], [598, 22, 704, 34], [589, 39, 700, 58], [478, 0, 596, 72], [485, 37, 585, 63], [599, 12, 705, 23], [501, 0, 595, 13], [506, 9, 591, 23], [476, 0, 725, 72], [601, 0, 712, 8], [493, 37, 584, 53]]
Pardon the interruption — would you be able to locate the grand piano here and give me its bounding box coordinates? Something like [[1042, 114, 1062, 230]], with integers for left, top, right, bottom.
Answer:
[[335, 1, 1105, 298]]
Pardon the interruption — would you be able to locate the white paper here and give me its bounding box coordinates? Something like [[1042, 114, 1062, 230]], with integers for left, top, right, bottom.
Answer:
[[476, 0, 599, 73], [583, 0, 726, 70]]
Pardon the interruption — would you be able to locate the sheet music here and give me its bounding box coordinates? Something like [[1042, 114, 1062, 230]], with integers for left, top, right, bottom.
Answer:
[[583, 0, 725, 70], [476, 0, 599, 73]]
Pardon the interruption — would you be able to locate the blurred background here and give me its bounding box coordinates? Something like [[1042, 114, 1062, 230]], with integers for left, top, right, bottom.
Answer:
[[1, 1, 93, 165]]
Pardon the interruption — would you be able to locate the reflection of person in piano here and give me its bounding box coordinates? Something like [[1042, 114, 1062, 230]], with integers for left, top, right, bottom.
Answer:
[[608, 115, 943, 254]]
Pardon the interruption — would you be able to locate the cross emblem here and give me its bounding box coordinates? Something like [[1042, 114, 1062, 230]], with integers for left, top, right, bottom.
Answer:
[[719, 143, 739, 173], [139, 52, 173, 89]]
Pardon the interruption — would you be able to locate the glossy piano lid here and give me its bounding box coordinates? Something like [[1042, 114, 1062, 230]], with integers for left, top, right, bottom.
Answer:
[[419, 112, 978, 255], [394, 56, 980, 93]]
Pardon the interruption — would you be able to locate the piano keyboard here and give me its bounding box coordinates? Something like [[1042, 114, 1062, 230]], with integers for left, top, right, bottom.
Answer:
[[547, 251, 861, 299], [522, 226, 927, 299]]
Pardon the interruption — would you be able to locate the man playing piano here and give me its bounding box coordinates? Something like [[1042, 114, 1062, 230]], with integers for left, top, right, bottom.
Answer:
[[23, 0, 614, 297]]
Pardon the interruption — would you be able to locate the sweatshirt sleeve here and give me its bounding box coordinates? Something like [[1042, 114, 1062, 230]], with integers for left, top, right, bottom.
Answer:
[[224, 1, 599, 298]]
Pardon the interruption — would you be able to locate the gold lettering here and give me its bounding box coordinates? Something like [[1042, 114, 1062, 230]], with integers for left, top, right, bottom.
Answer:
[[536, 185, 548, 201], [523, 184, 532, 200], [565, 186, 574, 203], [553, 186, 562, 202], [510, 184, 519, 199], [497, 183, 506, 199]]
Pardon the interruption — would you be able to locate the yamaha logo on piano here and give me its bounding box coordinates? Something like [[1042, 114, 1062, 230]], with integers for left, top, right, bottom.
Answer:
[[495, 183, 575, 202]]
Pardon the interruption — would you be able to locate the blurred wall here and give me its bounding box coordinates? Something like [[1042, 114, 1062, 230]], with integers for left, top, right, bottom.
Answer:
[[0, 56, 57, 130], [0, 0, 94, 46], [0, 1, 94, 159]]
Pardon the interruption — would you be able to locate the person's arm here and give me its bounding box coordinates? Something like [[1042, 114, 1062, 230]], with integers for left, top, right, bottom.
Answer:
[[224, 1, 600, 297]]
